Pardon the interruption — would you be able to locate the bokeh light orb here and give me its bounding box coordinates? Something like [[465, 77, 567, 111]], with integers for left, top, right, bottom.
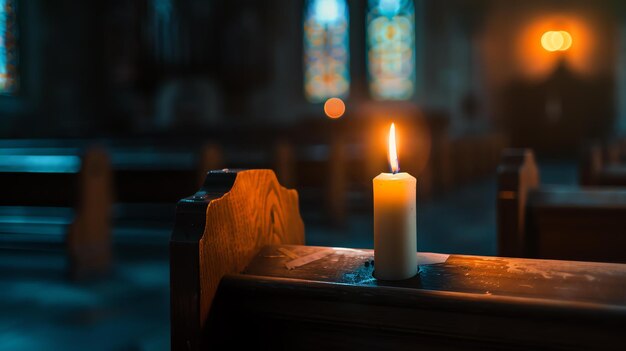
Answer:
[[541, 31, 572, 52], [324, 97, 346, 119], [559, 31, 572, 50]]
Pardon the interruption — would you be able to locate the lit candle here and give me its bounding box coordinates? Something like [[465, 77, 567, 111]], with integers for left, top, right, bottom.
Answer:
[[373, 123, 417, 280]]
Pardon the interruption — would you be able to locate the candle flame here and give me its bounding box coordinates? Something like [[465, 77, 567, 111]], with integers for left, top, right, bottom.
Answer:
[[388, 123, 399, 174]]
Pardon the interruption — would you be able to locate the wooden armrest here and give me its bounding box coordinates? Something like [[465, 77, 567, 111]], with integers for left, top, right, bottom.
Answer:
[[244, 245, 626, 305]]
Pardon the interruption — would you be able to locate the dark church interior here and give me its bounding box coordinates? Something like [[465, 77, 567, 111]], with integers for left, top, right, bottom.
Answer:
[[2, 0, 626, 350]]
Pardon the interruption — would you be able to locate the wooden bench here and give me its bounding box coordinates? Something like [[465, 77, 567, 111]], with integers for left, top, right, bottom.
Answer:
[[498, 148, 626, 263], [445, 132, 508, 187], [293, 114, 431, 225], [294, 135, 350, 225], [221, 140, 296, 188], [580, 143, 626, 186], [0, 143, 112, 278], [109, 137, 296, 233], [108, 142, 223, 229], [171, 169, 626, 350]]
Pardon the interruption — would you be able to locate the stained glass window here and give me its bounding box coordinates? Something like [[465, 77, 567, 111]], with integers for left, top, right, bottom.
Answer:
[[0, 0, 16, 94], [367, 0, 415, 100], [303, 0, 350, 103], [150, 0, 175, 64]]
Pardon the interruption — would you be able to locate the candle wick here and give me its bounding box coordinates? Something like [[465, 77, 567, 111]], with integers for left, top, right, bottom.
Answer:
[[392, 159, 400, 174]]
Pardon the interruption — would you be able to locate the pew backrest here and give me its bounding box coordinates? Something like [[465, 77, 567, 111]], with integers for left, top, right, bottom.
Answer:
[[0, 146, 83, 206], [170, 169, 304, 350]]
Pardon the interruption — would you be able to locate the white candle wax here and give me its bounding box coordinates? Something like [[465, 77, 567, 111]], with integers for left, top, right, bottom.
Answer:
[[373, 171, 417, 280]]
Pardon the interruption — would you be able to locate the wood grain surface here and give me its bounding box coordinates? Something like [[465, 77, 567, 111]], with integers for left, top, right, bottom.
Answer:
[[245, 245, 626, 305], [207, 245, 626, 350], [170, 169, 304, 351]]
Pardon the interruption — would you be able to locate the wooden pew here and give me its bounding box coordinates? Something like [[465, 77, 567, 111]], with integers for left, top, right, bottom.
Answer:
[[110, 138, 295, 231], [271, 116, 508, 228], [428, 115, 453, 193], [110, 142, 223, 228], [112, 144, 218, 204], [221, 141, 297, 189], [498, 148, 626, 263], [170, 169, 304, 349], [289, 122, 350, 225], [171, 169, 626, 350], [579, 143, 626, 186], [446, 132, 508, 187], [0, 144, 112, 278]]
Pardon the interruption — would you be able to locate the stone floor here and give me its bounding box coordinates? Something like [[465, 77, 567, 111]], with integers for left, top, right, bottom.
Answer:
[[0, 160, 578, 351]]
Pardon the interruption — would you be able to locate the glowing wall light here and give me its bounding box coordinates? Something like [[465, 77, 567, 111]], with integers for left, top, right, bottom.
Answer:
[[541, 31, 572, 52]]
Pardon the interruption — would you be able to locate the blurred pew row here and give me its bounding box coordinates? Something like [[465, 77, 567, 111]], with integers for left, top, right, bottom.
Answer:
[[498, 148, 626, 264], [0, 146, 112, 278], [4, 137, 626, 280], [0, 140, 216, 278], [579, 138, 626, 186], [0, 115, 509, 278]]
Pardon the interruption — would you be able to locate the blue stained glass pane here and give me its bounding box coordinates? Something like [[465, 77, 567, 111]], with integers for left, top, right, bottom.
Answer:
[[0, 0, 7, 78], [0, 0, 16, 94], [367, 0, 415, 100], [304, 0, 350, 103]]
